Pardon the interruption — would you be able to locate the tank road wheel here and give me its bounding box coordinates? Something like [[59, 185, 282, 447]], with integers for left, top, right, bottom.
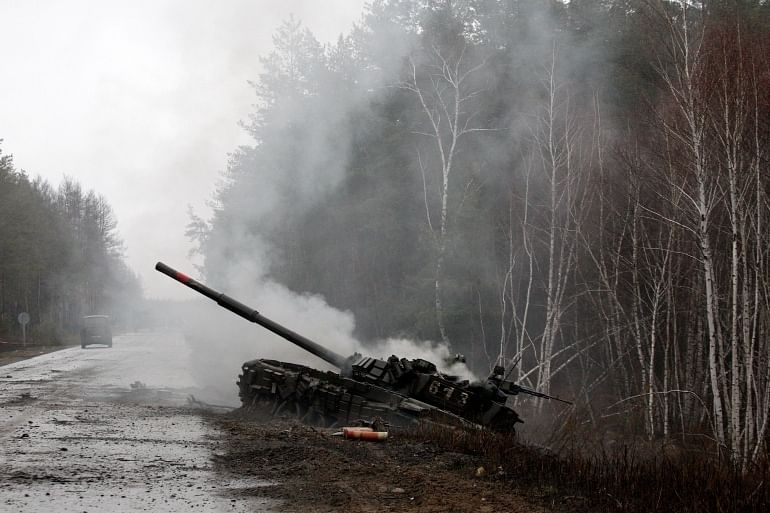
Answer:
[[252, 394, 271, 408], [270, 396, 301, 418], [269, 396, 318, 424], [248, 394, 277, 416], [272, 397, 289, 417], [296, 407, 337, 428]]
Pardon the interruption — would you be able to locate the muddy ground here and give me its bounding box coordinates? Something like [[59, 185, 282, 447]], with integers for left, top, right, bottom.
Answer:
[[211, 411, 553, 513], [0, 331, 556, 512]]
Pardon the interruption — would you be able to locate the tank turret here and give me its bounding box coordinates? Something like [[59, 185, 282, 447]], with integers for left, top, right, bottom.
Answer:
[[156, 262, 571, 432]]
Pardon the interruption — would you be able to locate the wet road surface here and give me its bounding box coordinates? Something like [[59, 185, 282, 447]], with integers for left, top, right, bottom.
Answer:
[[0, 331, 275, 512]]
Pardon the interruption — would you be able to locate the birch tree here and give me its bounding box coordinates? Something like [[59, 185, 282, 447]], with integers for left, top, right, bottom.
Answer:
[[401, 42, 492, 346], [636, 0, 770, 461], [528, 45, 586, 397], [647, 0, 728, 445]]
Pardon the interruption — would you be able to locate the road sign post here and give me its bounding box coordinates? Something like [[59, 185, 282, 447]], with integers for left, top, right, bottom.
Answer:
[[18, 312, 30, 346]]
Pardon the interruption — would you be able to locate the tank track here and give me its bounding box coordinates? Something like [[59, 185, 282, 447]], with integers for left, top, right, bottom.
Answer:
[[236, 359, 474, 429]]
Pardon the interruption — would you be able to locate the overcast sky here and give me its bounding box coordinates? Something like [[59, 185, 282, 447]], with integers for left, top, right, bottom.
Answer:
[[0, 0, 368, 299]]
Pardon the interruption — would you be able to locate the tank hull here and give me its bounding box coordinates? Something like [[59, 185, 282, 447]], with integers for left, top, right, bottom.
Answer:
[[237, 359, 520, 432]]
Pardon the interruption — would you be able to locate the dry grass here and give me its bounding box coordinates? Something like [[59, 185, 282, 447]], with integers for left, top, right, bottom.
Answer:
[[401, 422, 770, 512]]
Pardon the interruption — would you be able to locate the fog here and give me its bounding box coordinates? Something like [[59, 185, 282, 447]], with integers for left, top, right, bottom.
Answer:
[[0, 0, 367, 299]]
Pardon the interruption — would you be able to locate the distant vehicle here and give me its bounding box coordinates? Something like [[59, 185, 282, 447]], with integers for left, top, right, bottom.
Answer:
[[81, 315, 112, 348]]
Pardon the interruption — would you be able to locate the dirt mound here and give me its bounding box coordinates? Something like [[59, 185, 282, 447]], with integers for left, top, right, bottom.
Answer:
[[209, 415, 549, 513]]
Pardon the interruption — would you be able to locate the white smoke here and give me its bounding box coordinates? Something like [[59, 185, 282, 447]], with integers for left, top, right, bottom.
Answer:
[[181, 251, 477, 405], [176, 8, 484, 403]]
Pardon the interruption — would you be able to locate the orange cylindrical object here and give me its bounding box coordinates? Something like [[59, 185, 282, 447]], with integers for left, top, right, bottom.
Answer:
[[342, 427, 374, 435], [343, 430, 388, 441]]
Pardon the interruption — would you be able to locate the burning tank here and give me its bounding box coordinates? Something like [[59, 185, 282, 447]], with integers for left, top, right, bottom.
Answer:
[[155, 262, 571, 432]]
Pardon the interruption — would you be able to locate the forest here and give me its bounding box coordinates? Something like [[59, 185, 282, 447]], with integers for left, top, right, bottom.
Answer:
[[0, 144, 140, 343], [190, 0, 770, 468]]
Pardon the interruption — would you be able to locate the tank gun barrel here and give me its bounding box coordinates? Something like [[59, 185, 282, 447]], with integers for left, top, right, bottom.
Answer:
[[155, 262, 350, 369], [499, 381, 573, 405]]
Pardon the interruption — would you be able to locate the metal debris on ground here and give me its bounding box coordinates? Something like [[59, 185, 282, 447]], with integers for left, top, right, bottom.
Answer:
[[186, 394, 232, 410]]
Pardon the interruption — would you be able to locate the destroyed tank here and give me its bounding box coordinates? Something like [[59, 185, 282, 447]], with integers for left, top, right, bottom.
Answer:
[[156, 262, 571, 432]]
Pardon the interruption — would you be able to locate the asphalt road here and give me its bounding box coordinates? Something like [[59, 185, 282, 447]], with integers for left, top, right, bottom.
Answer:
[[0, 331, 274, 512]]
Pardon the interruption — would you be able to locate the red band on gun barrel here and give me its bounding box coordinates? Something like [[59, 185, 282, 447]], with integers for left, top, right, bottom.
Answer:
[[175, 272, 192, 284]]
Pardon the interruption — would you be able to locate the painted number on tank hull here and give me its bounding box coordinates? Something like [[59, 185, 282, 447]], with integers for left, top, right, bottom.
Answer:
[[428, 379, 469, 405]]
